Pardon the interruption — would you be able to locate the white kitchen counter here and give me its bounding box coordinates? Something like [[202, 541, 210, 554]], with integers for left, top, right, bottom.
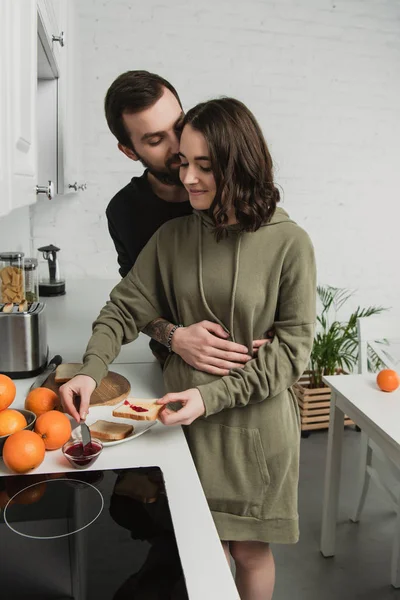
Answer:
[[43, 278, 156, 364], [0, 279, 239, 600]]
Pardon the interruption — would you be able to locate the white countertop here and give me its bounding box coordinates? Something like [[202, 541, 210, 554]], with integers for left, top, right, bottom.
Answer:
[[1, 279, 239, 600], [43, 278, 156, 364]]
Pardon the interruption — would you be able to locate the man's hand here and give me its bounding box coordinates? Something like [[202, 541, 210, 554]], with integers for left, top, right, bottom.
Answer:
[[59, 375, 96, 422], [157, 388, 205, 426], [252, 329, 274, 355], [171, 321, 273, 376]]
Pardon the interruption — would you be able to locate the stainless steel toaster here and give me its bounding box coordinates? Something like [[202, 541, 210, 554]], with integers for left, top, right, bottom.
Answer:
[[0, 302, 48, 378]]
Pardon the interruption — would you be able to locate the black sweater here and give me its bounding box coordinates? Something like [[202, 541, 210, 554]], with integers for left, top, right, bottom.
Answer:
[[106, 171, 192, 277]]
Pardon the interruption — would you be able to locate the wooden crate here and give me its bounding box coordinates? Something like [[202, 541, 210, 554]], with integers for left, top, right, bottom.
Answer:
[[293, 370, 354, 433]]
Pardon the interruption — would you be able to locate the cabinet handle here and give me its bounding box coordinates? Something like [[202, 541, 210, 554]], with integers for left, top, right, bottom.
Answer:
[[78, 183, 87, 191], [68, 182, 78, 191], [52, 32, 65, 47], [36, 181, 55, 200]]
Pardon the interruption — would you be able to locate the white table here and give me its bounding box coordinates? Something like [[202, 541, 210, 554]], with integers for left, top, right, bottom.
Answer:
[[320, 373, 400, 583]]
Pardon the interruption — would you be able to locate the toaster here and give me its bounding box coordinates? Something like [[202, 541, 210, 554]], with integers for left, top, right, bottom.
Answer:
[[0, 302, 48, 378]]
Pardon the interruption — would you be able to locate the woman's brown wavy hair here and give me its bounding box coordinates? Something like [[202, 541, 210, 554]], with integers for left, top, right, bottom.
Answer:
[[182, 97, 280, 240]]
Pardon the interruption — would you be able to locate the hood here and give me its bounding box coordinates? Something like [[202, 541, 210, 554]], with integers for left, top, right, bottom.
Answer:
[[193, 206, 294, 231]]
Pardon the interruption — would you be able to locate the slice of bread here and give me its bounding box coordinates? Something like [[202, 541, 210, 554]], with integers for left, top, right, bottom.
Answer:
[[89, 419, 133, 441], [112, 398, 162, 421], [55, 363, 83, 383]]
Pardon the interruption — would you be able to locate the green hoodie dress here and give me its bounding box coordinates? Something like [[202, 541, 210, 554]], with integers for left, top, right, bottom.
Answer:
[[79, 207, 316, 544]]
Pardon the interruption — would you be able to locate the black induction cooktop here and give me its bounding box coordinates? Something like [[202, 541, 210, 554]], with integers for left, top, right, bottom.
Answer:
[[0, 467, 188, 599]]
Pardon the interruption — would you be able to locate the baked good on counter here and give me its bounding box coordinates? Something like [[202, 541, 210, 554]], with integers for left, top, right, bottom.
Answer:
[[112, 399, 163, 421], [89, 419, 133, 441], [55, 363, 82, 383]]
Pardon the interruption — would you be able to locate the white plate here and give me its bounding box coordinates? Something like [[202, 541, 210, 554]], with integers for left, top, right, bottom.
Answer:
[[71, 405, 158, 447]]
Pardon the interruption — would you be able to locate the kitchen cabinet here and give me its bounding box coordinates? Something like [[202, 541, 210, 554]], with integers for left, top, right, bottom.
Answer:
[[37, 0, 64, 73], [57, 0, 83, 196], [0, 0, 83, 219], [0, 0, 37, 218], [38, 0, 83, 197], [0, 1, 11, 217]]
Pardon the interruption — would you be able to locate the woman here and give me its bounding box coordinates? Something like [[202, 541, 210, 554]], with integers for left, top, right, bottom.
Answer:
[[60, 98, 316, 600]]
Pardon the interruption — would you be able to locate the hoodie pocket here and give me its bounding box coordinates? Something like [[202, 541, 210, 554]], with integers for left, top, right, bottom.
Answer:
[[185, 421, 270, 519]]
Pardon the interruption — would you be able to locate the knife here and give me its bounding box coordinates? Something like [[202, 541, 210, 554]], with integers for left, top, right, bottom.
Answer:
[[73, 394, 92, 449], [29, 355, 63, 391], [81, 422, 92, 449]]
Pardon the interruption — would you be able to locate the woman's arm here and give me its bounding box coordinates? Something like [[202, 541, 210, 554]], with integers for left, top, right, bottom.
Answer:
[[60, 232, 168, 419]]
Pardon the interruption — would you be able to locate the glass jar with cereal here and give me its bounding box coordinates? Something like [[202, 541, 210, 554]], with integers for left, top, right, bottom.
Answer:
[[0, 252, 26, 305]]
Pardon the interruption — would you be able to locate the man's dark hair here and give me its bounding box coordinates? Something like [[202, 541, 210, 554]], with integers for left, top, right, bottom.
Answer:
[[104, 70, 182, 149], [183, 97, 280, 240]]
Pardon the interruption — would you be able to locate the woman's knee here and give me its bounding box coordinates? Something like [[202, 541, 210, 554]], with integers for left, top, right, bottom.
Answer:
[[221, 540, 231, 565], [229, 541, 271, 569]]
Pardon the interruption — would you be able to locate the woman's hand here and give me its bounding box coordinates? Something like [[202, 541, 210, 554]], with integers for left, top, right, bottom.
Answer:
[[157, 388, 205, 426], [59, 375, 96, 422], [252, 329, 275, 355]]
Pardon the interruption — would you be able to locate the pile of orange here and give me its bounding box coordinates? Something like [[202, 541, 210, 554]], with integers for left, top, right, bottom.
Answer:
[[0, 379, 72, 475], [0, 409, 27, 436], [3, 430, 46, 474], [0, 374, 16, 411], [34, 411, 71, 450], [376, 369, 399, 393], [25, 387, 59, 416], [0, 375, 23, 438]]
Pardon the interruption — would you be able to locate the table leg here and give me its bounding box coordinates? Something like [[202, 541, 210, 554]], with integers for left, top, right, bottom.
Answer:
[[391, 492, 400, 588], [321, 391, 344, 556]]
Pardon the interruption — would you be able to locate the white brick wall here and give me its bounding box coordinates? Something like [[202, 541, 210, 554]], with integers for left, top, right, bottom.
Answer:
[[29, 0, 400, 315]]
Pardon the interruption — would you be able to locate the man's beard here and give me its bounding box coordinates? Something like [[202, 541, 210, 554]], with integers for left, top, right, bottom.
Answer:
[[136, 152, 183, 187]]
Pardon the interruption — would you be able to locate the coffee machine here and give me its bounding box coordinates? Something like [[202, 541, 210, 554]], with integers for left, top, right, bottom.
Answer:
[[37, 244, 66, 296]]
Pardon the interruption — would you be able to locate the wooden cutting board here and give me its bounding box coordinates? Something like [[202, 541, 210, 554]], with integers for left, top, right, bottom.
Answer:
[[43, 371, 131, 409]]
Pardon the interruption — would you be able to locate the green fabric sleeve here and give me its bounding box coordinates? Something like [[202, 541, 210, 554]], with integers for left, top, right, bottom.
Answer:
[[197, 230, 317, 417], [78, 231, 169, 386]]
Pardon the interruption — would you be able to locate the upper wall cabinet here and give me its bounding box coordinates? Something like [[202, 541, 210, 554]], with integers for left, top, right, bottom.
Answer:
[[37, 0, 64, 74], [0, 0, 37, 218], [0, 0, 82, 219], [57, 0, 82, 196], [37, 0, 82, 198], [0, 1, 12, 217]]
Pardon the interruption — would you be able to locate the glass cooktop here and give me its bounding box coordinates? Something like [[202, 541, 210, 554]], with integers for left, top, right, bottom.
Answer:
[[0, 467, 188, 599]]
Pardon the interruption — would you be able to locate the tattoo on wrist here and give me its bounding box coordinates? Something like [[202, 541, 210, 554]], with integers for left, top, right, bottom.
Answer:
[[142, 318, 176, 347]]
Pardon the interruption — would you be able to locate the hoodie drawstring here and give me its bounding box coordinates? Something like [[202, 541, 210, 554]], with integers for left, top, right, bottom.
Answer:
[[197, 218, 242, 343], [229, 235, 241, 343]]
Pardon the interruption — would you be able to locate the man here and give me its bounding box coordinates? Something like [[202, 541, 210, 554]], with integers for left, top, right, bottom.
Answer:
[[104, 71, 269, 373]]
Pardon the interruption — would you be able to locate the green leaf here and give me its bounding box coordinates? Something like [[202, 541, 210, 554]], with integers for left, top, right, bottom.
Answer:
[[308, 285, 389, 388]]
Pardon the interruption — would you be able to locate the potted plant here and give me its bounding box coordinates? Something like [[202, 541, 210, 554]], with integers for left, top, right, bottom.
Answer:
[[294, 285, 386, 436]]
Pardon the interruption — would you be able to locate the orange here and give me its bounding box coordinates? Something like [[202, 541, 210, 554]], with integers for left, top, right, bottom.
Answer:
[[2, 430, 45, 473], [25, 387, 59, 417], [0, 374, 16, 411], [34, 410, 71, 450], [0, 409, 27, 436], [376, 369, 399, 393]]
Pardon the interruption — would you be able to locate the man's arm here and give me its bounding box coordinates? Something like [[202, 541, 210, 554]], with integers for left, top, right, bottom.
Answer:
[[142, 317, 176, 346], [142, 317, 272, 376]]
